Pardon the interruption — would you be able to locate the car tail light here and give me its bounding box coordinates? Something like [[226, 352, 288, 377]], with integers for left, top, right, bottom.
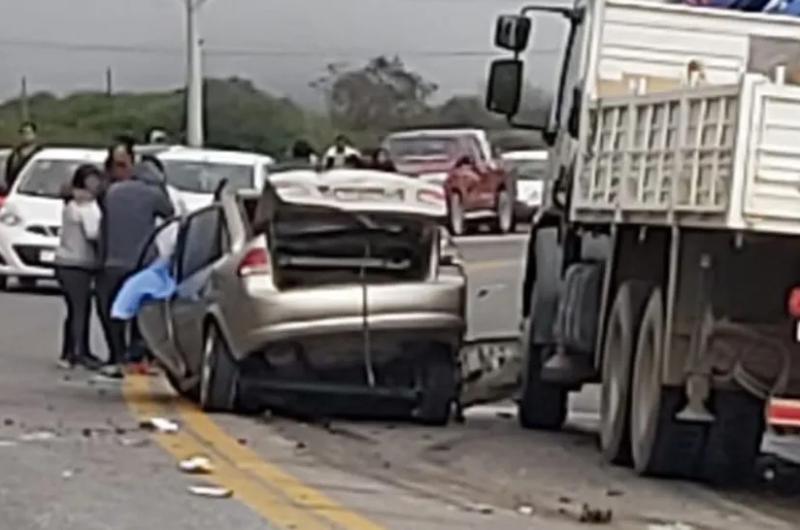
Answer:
[[788, 287, 800, 318], [238, 248, 270, 277]]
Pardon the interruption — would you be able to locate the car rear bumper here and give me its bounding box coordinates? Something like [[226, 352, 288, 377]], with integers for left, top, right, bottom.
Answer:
[[221, 278, 466, 361]]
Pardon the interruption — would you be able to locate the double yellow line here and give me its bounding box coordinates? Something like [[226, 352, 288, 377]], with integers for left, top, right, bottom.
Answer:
[[123, 375, 385, 530]]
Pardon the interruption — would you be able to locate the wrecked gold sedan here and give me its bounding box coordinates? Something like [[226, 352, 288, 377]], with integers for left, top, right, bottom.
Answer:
[[137, 169, 466, 425]]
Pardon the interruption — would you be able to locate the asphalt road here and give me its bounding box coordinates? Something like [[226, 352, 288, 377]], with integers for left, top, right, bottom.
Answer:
[[0, 233, 798, 530]]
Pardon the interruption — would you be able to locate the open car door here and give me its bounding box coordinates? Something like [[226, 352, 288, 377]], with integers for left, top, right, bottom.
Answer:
[[136, 218, 188, 379]]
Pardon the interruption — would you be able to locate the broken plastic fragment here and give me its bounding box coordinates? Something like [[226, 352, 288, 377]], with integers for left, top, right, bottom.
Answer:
[[188, 485, 233, 499], [179, 456, 214, 475], [140, 417, 179, 434], [517, 505, 534, 516], [19, 430, 57, 442]]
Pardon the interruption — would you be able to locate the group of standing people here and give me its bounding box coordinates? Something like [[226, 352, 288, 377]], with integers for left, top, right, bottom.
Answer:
[[277, 135, 396, 173], [55, 137, 177, 379]]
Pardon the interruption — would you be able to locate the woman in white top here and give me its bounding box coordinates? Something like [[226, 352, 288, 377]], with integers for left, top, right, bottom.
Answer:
[[55, 164, 103, 370]]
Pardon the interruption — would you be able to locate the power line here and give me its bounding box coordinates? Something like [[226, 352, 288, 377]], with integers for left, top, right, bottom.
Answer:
[[0, 38, 508, 58]]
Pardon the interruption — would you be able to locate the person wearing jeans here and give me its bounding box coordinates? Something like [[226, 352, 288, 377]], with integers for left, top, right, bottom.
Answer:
[[96, 160, 174, 378], [55, 164, 103, 370]]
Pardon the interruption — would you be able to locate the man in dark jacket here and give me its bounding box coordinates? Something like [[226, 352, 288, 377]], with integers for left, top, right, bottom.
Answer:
[[96, 162, 174, 377], [5, 122, 40, 190]]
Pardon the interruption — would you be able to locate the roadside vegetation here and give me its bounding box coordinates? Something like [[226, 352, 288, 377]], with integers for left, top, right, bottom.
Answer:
[[0, 56, 540, 155]]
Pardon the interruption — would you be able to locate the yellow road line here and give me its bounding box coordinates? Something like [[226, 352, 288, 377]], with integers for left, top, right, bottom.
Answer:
[[123, 375, 386, 530], [175, 398, 386, 530], [123, 376, 346, 530]]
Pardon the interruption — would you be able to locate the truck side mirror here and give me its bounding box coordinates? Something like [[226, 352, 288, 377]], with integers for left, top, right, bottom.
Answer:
[[486, 59, 523, 117], [495, 15, 532, 52]]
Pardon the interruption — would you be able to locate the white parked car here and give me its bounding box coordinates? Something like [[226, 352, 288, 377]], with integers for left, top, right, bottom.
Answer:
[[0, 146, 275, 289], [156, 147, 274, 211], [0, 148, 106, 289], [500, 150, 550, 221]]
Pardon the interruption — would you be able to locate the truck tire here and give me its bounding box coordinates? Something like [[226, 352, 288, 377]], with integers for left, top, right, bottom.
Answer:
[[518, 342, 568, 430], [493, 188, 516, 234], [0, 275, 7, 291], [630, 288, 706, 478], [199, 323, 240, 413], [599, 281, 650, 464], [700, 390, 764, 487], [448, 193, 466, 237], [416, 349, 457, 426]]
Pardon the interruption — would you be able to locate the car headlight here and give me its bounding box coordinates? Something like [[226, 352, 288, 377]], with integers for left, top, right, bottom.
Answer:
[[0, 210, 22, 227]]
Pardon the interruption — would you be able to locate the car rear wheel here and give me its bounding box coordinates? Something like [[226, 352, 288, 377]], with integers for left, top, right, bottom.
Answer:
[[415, 349, 457, 426], [200, 323, 240, 413], [448, 193, 466, 237], [166, 370, 199, 401], [493, 189, 515, 234]]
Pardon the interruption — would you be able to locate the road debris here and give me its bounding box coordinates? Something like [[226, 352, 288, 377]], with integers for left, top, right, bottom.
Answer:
[[139, 417, 179, 434], [4, 418, 14, 426], [19, 430, 57, 442], [647, 523, 695, 530], [579, 504, 613, 524], [119, 437, 151, 448], [496, 411, 514, 420], [465, 503, 494, 515], [179, 456, 214, 475], [237, 438, 248, 446], [295, 441, 307, 450], [558, 496, 572, 504], [516, 505, 534, 516], [188, 485, 233, 499], [61, 469, 75, 480], [606, 489, 624, 497], [0, 439, 18, 448]]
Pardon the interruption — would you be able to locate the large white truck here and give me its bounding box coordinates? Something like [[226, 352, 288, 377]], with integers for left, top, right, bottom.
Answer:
[[486, 0, 800, 484]]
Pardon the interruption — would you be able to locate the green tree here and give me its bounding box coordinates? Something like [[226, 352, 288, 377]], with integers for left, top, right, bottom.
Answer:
[[311, 55, 438, 131]]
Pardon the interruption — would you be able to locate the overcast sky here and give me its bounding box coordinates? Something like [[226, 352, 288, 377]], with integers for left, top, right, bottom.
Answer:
[[0, 0, 527, 106]]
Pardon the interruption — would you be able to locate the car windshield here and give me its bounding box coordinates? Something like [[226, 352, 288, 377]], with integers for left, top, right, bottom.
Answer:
[[504, 159, 549, 181], [16, 159, 95, 198], [162, 160, 254, 193], [386, 136, 460, 161]]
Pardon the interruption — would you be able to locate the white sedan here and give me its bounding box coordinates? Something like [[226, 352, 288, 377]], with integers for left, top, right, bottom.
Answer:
[[156, 147, 274, 211], [0, 148, 106, 289]]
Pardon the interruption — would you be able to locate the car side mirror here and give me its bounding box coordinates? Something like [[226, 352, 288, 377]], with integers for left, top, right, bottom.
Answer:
[[486, 59, 523, 117]]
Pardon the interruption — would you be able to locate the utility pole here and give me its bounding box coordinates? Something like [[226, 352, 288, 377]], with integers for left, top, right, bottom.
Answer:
[[185, 0, 208, 147], [105, 67, 113, 97], [20, 76, 30, 123]]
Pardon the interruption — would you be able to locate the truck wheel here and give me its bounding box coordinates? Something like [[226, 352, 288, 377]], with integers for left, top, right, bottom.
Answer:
[[599, 281, 650, 464], [630, 288, 706, 478], [493, 189, 515, 234], [416, 349, 457, 426], [700, 390, 764, 487], [518, 343, 567, 430], [199, 323, 240, 413], [448, 193, 466, 236], [0, 275, 7, 291]]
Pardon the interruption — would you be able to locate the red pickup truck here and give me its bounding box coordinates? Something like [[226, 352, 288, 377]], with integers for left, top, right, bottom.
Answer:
[[383, 129, 516, 235]]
